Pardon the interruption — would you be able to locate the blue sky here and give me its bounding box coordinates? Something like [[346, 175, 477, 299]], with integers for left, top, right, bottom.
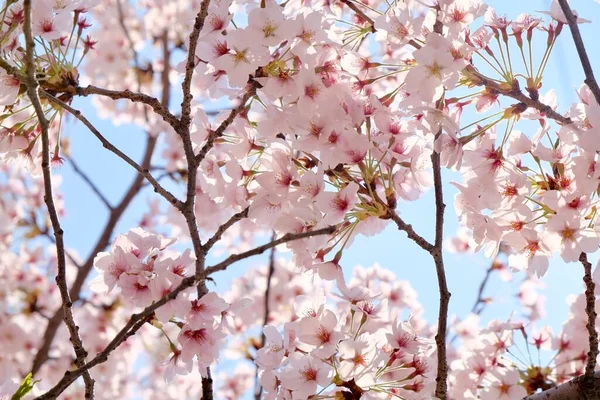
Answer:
[[52, 0, 600, 348]]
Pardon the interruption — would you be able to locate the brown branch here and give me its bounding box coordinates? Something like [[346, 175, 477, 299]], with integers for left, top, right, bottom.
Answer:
[[387, 210, 434, 252], [579, 252, 599, 396], [412, 41, 571, 127], [75, 85, 179, 129], [431, 125, 450, 399], [35, 311, 156, 400], [34, 224, 335, 399], [21, 0, 94, 396], [177, 3, 217, 396], [179, 0, 212, 132], [202, 207, 249, 252], [408, 39, 422, 50], [466, 66, 572, 125], [471, 265, 493, 315], [339, 0, 376, 33], [66, 156, 113, 210], [194, 81, 260, 166], [37, 224, 82, 268], [0, 57, 25, 80], [41, 92, 183, 210], [523, 371, 600, 400], [557, 0, 600, 106], [204, 226, 337, 276], [449, 263, 494, 345]]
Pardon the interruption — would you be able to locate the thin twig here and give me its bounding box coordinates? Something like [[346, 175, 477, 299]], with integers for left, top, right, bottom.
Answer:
[[202, 207, 250, 252], [387, 210, 434, 252], [21, 0, 94, 396], [30, 132, 159, 375], [471, 265, 494, 315], [339, 0, 376, 33], [66, 156, 113, 210], [557, 0, 600, 106], [41, 92, 183, 210], [466, 66, 572, 125], [448, 264, 494, 345], [204, 226, 336, 276], [76, 85, 179, 128], [255, 232, 277, 400], [194, 81, 260, 166]]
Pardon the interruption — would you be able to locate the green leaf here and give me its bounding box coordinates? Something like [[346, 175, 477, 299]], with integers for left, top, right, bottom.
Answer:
[[11, 373, 40, 400]]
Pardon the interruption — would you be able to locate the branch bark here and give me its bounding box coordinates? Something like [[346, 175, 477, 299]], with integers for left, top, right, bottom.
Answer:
[[466, 66, 573, 125], [179, 0, 212, 131], [194, 81, 260, 165], [42, 91, 183, 210], [431, 124, 450, 399], [523, 371, 600, 400], [175, 2, 221, 397], [339, 0, 376, 33], [75, 85, 179, 128]]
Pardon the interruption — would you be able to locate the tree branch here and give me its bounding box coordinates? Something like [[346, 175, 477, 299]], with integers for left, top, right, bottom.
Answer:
[[179, 0, 212, 131], [176, 3, 218, 396], [194, 81, 260, 166], [22, 0, 94, 396], [75, 85, 179, 129], [387, 210, 434, 252], [557, 0, 600, 106], [471, 264, 493, 315], [202, 207, 249, 252], [431, 124, 450, 399], [466, 66, 572, 125], [66, 156, 113, 210], [339, 0, 376, 33], [41, 92, 183, 210]]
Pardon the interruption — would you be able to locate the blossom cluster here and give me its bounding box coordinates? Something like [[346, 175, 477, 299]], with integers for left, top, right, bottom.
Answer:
[[91, 228, 250, 380]]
